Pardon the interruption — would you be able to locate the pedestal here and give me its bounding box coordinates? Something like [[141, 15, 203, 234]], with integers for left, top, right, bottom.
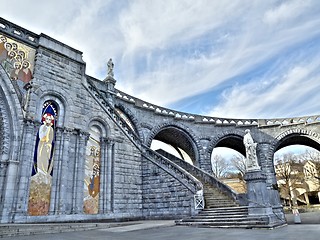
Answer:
[[244, 170, 286, 228], [103, 76, 116, 106]]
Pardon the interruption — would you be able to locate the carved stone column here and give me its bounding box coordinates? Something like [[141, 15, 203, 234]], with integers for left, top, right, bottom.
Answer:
[[13, 119, 39, 219], [198, 139, 213, 175], [57, 128, 71, 214], [98, 137, 108, 214], [49, 127, 63, 214], [3, 160, 19, 222], [72, 130, 88, 214], [258, 143, 284, 209], [106, 140, 115, 212]]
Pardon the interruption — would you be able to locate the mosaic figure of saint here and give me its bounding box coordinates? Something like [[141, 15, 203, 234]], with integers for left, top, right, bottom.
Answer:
[[28, 101, 57, 215], [10, 61, 21, 80], [83, 128, 101, 214], [88, 162, 100, 198], [0, 34, 35, 85], [2, 50, 16, 73], [0, 36, 8, 63], [37, 113, 55, 176], [31, 102, 57, 180], [18, 60, 32, 83]]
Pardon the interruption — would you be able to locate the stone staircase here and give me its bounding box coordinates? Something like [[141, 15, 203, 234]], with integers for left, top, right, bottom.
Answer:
[[203, 183, 238, 208], [175, 181, 273, 228], [176, 183, 269, 228], [176, 206, 269, 228], [154, 151, 272, 228]]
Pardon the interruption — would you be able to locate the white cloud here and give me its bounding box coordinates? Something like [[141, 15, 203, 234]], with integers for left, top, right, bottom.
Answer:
[[207, 58, 320, 119], [263, 0, 312, 25], [2, 0, 320, 118]]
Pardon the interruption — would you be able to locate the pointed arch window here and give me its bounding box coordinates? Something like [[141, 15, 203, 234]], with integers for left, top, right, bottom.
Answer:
[[28, 100, 58, 216]]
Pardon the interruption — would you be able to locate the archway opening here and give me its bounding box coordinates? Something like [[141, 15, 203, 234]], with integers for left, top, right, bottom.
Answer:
[[211, 136, 246, 193], [274, 135, 320, 211], [150, 127, 197, 165], [151, 140, 193, 165]]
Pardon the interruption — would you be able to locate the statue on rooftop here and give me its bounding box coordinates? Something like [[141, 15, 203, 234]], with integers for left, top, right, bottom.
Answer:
[[107, 58, 114, 77]]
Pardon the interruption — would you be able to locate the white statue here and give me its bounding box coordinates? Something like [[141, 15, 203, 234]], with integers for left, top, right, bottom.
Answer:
[[107, 58, 114, 77], [243, 129, 260, 171]]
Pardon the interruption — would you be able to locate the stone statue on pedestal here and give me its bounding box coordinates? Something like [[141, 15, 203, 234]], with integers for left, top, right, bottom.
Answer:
[[107, 58, 114, 77], [243, 129, 261, 171]]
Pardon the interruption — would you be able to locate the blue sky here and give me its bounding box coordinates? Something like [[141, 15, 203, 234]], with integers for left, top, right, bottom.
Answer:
[[2, 0, 320, 120]]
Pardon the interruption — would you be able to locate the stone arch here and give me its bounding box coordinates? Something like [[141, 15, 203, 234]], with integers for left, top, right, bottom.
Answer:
[[114, 103, 140, 137], [270, 128, 320, 177], [0, 66, 24, 161], [206, 129, 246, 158], [36, 91, 73, 127], [273, 128, 320, 152], [83, 118, 110, 215], [145, 121, 201, 165], [87, 117, 110, 138], [270, 128, 320, 207], [35, 87, 74, 127]]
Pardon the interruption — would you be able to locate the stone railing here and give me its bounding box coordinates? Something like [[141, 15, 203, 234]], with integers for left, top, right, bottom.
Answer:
[[86, 78, 141, 145], [142, 145, 203, 194], [115, 89, 259, 126], [0, 17, 39, 47], [156, 149, 241, 203], [116, 89, 320, 128], [257, 115, 320, 127]]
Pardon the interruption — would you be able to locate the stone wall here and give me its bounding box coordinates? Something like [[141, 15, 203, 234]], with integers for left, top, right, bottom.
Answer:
[[0, 20, 201, 223], [142, 157, 195, 219]]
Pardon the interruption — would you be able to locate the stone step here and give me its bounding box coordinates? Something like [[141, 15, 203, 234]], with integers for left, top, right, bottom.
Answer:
[[199, 211, 248, 216], [175, 221, 269, 229], [195, 214, 248, 219], [205, 204, 238, 208], [205, 200, 236, 204], [203, 196, 232, 200], [183, 216, 267, 222], [175, 205, 271, 229], [203, 191, 227, 195], [201, 206, 248, 212]]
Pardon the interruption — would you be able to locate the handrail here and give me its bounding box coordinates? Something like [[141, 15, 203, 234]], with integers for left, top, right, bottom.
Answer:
[[142, 145, 203, 194], [156, 149, 241, 202]]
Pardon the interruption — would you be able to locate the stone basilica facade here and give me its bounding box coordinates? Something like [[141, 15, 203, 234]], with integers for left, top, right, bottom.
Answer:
[[1, 18, 320, 227]]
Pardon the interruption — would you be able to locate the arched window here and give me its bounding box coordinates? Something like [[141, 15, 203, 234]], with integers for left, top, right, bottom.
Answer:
[[28, 100, 58, 216], [83, 126, 101, 214]]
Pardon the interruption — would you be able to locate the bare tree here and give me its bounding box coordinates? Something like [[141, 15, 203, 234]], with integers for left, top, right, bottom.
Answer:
[[211, 154, 230, 178], [231, 154, 246, 177], [275, 153, 304, 208]]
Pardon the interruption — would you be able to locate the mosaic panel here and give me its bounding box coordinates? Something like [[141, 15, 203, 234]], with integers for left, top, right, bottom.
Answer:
[[28, 101, 57, 216], [83, 126, 101, 214], [0, 34, 35, 83]]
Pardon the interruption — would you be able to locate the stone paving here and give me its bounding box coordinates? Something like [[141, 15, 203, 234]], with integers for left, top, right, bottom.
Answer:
[[1, 212, 319, 240], [1, 223, 320, 240]]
